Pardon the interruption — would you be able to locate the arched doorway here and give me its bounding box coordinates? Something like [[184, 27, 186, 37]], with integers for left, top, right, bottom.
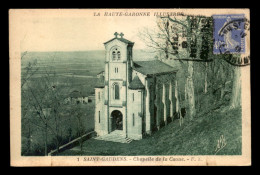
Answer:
[[111, 110, 123, 131]]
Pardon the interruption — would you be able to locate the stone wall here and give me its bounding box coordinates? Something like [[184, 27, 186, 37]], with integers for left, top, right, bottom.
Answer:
[[147, 73, 176, 132], [95, 88, 108, 136], [127, 89, 143, 140]]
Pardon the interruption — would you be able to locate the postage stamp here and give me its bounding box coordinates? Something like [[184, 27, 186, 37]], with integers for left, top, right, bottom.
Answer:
[[9, 9, 251, 166], [213, 14, 246, 54]]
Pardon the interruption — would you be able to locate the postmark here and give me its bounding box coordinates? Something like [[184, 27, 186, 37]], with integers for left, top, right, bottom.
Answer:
[[213, 14, 250, 66]]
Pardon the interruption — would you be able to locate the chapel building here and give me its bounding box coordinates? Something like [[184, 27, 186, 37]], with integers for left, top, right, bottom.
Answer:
[[95, 32, 178, 140]]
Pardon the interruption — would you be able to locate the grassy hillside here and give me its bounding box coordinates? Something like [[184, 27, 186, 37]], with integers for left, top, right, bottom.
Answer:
[[59, 106, 241, 156]]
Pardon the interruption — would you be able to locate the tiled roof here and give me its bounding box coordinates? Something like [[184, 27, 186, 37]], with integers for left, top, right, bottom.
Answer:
[[133, 60, 177, 76], [95, 77, 105, 88], [104, 37, 134, 45], [97, 71, 104, 75], [128, 76, 145, 90]]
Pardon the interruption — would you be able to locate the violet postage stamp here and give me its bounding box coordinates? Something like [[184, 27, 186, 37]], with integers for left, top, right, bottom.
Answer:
[[9, 9, 251, 166], [213, 14, 247, 54]]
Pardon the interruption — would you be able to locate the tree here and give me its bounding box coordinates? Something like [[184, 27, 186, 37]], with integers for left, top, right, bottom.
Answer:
[[204, 62, 208, 94], [30, 66, 72, 154], [21, 52, 38, 155], [140, 15, 214, 120], [21, 54, 72, 155], [70, 103, 85, 155], [230, 67, 241, 108]]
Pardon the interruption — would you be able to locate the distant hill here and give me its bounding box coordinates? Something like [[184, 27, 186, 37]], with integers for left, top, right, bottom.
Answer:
[[21, 50, 157, 77], [21, 50, 159, 96], [22, 50, 106, 65], [21, 49, 156, 63]]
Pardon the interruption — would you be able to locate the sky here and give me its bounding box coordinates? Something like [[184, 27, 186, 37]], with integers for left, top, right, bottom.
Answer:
[[18, 10, 158, 52]]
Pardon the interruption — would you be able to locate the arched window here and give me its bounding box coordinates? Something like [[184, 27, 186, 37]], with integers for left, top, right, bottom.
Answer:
[[113, 83, 120, 100], [98, 111, 100, 123], [117, 51, 121, 59], [132, 113, 135, 126], [112, 51, 116, 60], [111, 48, 121, 61]]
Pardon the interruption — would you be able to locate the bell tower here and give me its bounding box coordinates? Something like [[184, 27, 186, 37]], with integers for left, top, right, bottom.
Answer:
[[103, 32, 134, 135]]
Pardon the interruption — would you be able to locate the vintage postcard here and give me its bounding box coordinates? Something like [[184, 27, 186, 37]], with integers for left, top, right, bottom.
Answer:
[[9, 9, 251, 166]]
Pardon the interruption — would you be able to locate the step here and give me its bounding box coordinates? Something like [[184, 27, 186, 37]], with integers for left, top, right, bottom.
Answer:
[[96, 137, 126, 142], [95, 137, 128, 143], [96, 135, 125, 140], [95, 131, 133, 144], [96, 136, 127, 142]]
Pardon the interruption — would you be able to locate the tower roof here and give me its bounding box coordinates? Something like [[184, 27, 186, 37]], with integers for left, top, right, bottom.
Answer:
[[128, 76, 145, 90], [104, 37, 134, 45], [104, 32, 134, 45]]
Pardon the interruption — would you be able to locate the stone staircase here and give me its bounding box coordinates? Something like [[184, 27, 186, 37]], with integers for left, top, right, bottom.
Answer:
[[95, 130, 133, 143]]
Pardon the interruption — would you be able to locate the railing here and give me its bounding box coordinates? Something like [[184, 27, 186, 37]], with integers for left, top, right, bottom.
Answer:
[[48, 131, 96, 156]]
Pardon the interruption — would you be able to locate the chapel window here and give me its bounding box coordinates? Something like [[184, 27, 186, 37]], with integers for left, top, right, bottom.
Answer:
[[132, 113, 135, 126], [111, 48, 121, 61], [112, 51, 116, 60], [117, 51, 121, 59], [113, 83, 120, 100], [98, 111, 101, 123]]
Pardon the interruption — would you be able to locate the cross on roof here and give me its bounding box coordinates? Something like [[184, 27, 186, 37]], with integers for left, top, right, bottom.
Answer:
[[119, 32, 124, 38], [114, 32, 119, 38]]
